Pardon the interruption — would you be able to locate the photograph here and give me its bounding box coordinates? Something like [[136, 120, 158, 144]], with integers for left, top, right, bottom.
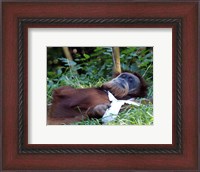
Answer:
[[47, 47, 153, 125]]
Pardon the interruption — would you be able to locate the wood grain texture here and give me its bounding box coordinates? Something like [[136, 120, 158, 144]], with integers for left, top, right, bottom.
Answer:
[[198, 2, 200, 171], [0, 1, 2, 172], [2, 2, 199, 171]]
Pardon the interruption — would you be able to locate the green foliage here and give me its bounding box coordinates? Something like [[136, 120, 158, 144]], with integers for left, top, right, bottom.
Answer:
[[47, 47, 153, 82], [106, 103, 153, 125], [74, 47, 113, 79], [120, 47, 153, 84], [72, 103, 153, 125]]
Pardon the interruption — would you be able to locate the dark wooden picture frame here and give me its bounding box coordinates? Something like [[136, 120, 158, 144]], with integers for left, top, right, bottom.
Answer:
[[1, 1, 199, 171]]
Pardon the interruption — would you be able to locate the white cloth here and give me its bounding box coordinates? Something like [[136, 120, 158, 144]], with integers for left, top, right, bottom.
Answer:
[[102, 91, 140, 124]]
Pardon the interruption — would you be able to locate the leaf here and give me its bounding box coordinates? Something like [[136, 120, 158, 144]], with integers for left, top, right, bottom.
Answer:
[[47, 71, 56, 78], [57, 68, 62, 75], [83, 53, 90, 59], [68, 60, 77, 66]]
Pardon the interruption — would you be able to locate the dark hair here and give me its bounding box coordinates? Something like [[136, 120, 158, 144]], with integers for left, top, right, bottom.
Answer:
[[114, 71, 148, 97], [132, 72, 148, 97]]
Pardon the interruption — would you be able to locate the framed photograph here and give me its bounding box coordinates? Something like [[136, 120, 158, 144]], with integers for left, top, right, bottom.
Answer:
[[1, 1, 199, 171]]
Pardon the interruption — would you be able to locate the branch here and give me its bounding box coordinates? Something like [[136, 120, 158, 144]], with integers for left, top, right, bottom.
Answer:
[[112, 47, 121, 75]]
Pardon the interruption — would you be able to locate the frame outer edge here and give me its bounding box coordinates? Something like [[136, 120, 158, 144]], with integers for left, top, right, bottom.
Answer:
[[198, 2, 200, 171], [0, 0, 2, 171], [1, 1, 198, 171]]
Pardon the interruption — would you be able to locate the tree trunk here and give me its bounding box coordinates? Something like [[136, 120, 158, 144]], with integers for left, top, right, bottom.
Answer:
[[62, 47, 73, 60], [112, 47, 121, 76]]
